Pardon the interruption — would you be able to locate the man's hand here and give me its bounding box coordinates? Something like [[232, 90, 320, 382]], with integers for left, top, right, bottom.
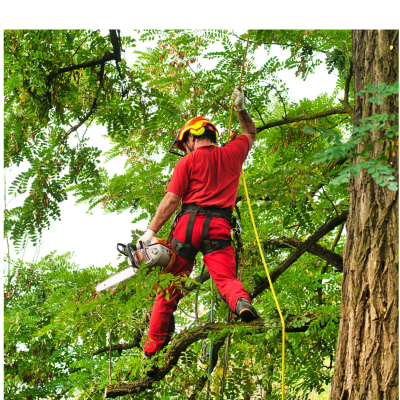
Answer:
[[231, 87, 245, 112], [136, 228, 155, 249]]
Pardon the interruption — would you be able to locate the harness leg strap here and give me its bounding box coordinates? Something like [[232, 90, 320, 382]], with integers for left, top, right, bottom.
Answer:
[[172, 210, 199, 260], [201, 211, 213, 254]]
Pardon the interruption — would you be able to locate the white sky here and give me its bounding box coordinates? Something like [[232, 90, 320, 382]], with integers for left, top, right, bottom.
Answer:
[[3, 30, 339, 270]]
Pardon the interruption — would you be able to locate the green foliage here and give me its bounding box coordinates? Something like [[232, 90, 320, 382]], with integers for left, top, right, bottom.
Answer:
[[303, 82, 399, 191], [4, 253, 107, 399], [4, 30, 136, 249], [325, 48, 351, 77]]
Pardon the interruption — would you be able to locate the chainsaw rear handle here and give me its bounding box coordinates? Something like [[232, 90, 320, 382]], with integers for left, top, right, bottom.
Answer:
[[117, 243, 129, 257]]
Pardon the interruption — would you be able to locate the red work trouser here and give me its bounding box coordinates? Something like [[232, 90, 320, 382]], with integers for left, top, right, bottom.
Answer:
[[144, 213, 252, 356]]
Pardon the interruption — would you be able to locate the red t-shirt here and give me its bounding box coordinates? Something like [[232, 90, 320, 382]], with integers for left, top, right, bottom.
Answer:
[[167, 135, 250, 211]]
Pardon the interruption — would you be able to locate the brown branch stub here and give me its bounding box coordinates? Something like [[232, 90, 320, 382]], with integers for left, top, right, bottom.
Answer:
[[256, 107, 348, 133], [340, 63, 354, 119], [344, 62, 353, 104], [250, 211, 349, 299]]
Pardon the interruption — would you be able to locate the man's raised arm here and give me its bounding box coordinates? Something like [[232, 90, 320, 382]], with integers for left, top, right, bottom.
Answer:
[[231, 88, 257, 148]]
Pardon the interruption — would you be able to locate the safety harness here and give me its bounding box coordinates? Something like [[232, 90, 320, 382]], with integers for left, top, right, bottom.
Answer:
[[170, 203, 237, 260]]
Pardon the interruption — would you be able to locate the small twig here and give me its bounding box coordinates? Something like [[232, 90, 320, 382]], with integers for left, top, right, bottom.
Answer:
[[269, 84, 287, 119], [176, 303, 198, 320], [246, 95, 266, 125], [281, 242, 297, 250], [321, 186, 339, 217], [109, 321, 125, 385], [284, 223, 300, 229], [232, 32, 327, 54], [54, 63, 106, 161], [82, 111, 98, 141], [70, 30, 100, 60], [293, 225, 300, 238], [8, 46, 21, 62]]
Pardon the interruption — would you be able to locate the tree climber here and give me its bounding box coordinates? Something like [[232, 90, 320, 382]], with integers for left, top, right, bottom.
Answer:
[[137, 88, 260, 366]]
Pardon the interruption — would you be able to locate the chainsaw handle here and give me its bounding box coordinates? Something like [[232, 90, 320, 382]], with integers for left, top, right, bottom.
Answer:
[[126, 243, 137, 266], [117, 243, 129, 257]]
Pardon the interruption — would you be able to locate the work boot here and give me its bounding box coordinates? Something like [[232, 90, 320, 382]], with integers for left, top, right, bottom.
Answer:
[[142, 351, 159, 377], [235, 298, 260, 322]]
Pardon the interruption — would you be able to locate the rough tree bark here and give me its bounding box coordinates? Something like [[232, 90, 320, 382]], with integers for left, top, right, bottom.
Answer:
[[331, 30, 398, 400]]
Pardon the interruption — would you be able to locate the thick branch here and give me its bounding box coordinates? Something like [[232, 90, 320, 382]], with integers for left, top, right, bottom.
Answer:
[[264, 237, 343, 272], [109, 30, 121, 62], [104, 315, 313, 398], [250, 211, 348, 299], [256, 107, 347, 133], [47, 51, 115, 85], [109, 30, 123, 78]]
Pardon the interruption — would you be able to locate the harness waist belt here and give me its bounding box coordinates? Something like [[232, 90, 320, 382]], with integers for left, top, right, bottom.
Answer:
[[172, 204, 233, 260], [180, 203, 232, 222]]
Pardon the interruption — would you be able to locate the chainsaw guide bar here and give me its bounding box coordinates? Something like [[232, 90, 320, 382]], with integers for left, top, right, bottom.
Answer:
[[95, 266, 138, 292]]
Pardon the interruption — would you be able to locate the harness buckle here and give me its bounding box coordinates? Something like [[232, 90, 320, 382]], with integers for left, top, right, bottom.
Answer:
[[234, 218, 242, 234]]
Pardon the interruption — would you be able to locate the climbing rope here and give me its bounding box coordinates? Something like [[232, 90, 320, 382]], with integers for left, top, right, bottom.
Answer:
[[206, 277, 214, 400], [228, 30, 286, 400], [194, 262, 205, 320]]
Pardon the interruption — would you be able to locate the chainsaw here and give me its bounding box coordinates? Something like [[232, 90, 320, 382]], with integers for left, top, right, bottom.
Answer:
[[95, 237, 175, 292]]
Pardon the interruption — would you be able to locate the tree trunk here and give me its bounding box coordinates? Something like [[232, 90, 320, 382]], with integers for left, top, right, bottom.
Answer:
[[331, 30, 398, 399]]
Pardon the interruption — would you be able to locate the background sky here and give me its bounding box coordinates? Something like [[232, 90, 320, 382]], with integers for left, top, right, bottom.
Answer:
[[3, 30, 339, 270]]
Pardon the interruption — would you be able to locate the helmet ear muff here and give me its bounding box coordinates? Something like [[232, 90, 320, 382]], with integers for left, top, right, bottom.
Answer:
[[204, 125, 217, 143]]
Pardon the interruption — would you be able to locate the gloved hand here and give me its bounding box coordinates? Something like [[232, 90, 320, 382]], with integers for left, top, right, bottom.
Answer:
[[231, 87, 245, 112], [136, 228, 155, 249]]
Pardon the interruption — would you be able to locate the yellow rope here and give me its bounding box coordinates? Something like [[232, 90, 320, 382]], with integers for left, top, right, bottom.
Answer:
[[227, 31, 251, 142], [228, 30, 286, 400]]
